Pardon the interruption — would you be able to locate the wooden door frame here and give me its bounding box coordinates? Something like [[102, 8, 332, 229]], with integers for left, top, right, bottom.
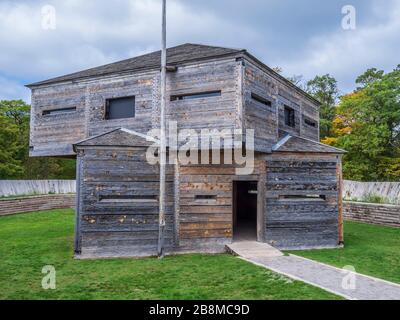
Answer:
[[232, 179, 264, 242]]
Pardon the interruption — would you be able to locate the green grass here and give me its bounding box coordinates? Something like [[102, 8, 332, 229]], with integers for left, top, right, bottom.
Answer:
[[0, 209, 339, 300], [289, 221, 400, 284]]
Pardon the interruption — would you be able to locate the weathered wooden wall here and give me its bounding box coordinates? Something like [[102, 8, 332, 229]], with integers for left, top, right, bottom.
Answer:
[[0, 180, 75, 197], [76, 147, 175, 258], [344, 201, 400, 227], [30, 55, 320, 158], [0, 194, 75, 216], [243, 61, 278, 152], [30, 83, 87, 156], [30, 58, 241, 157], [165, 59, 241, 131], [177, 160, 263, 252], [300, 101, 320, 141], [264, 153, 340, 249], [242, 59, 320, 153]]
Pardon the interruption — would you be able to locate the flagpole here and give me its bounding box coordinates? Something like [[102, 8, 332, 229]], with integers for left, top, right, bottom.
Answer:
[[158, 0, 167, 258]]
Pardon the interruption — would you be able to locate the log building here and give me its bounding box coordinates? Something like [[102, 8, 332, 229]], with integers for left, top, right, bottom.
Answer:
[[27, 44, 345, 258]]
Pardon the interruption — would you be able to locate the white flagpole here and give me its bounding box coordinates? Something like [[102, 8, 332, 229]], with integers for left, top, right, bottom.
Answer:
[[158, 0, 167, 258]]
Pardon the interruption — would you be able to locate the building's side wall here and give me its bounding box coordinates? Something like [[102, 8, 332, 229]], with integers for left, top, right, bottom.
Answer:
[[30, 84, 87, 156], [243, 60, 320, 149], [76, 147, 175, 257], [243, 61, 278, 152], [264, 152, 340, 249], [300, 100, 320, 141], [30, 58, 241, 157]]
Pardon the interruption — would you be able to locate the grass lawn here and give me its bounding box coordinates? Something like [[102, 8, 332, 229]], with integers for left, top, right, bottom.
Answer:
[[0, 209, 339, 300], [289, 221, 400, 284]]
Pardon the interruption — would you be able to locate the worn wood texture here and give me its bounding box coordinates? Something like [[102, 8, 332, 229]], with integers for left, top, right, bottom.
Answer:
[[75, 146, 175, 257], [242, 59, 321, 153], [264, 153, 340, 250], [177, 159, 263, 252], [29, 45, 322, 157]]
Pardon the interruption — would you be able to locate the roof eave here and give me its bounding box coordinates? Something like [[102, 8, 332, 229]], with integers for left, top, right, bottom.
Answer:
[[26, 50, 247, 89]]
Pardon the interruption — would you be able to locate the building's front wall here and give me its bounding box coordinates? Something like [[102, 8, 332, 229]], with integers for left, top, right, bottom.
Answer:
[[30, 58, 242, 157], [30, 54, 320, 157], [75, 144, 342, 257], [177, 161, 264, 253], [75, 146, 175, 257]]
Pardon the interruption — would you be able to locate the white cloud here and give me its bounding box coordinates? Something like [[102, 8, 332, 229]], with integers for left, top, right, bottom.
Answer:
[[0, 0, 398, 102], [275, 0, 400, 93], [0, 0, 257, 80]]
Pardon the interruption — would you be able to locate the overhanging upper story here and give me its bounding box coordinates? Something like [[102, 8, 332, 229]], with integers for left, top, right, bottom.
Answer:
[[27, 43, 321, 157]]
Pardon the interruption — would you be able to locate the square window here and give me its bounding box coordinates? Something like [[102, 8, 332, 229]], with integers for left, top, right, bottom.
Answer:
[[105, 96, 135, 120], [284, 106, 295, 127]]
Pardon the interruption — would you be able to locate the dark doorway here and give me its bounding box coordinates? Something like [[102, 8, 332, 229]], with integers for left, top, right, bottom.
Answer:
[[233, 181, 258, 241]]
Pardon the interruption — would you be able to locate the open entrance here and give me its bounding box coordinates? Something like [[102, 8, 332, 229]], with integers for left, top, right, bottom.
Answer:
[[233, 181, 258, 241]]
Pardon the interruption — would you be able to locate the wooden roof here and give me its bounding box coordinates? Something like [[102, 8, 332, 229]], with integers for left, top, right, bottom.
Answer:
[[73, 128, 159, 150], [272, 135, 346, 154], [27, 44, 244, 87], [27, 43, 321, 106]]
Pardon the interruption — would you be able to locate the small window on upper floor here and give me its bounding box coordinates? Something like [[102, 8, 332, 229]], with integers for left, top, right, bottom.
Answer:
[[170, 90, 221, 101], [284, 106, 295, 127], [105, 96, 135, 120], [304, 118, 317, 128], [42, 107, 76, 116], [251, 93, 272, 107]]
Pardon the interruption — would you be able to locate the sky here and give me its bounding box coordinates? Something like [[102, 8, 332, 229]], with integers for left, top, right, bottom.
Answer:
[[0, 0, 399, 103]]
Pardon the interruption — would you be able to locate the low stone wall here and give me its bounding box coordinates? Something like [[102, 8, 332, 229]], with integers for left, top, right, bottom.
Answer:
[[0, 194, 75, 216], [344, 201, 400, 227]]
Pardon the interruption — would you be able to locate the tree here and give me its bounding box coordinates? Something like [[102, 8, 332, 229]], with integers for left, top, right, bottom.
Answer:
[[322, 66, 400, 181], [0, 100, 76, 179], [306, 74, 339, 139], [355, 68, 384, 89]]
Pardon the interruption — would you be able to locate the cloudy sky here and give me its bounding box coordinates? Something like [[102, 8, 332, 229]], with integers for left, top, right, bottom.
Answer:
[[0, 0, 399, 102]]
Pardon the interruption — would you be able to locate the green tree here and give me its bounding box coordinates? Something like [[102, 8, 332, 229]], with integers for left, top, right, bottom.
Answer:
[[0, 100, 76, 179], [322, 66, 400, 181], [355, 68, 384, 89], [306, 74, 339, 139]]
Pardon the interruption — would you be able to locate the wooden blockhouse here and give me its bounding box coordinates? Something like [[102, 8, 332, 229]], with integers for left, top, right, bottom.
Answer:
[[27, 44, 345, 258]]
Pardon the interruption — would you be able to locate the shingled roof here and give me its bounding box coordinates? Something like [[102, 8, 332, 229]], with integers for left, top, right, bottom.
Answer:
[[272, 135, 346, 154], [27, 43, 244, 87]]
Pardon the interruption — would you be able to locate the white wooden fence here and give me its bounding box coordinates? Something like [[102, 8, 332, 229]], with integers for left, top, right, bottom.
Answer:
[[1, 180, 399, 204], [343, 180, 400, 204], [0, 180, 76, 197]]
